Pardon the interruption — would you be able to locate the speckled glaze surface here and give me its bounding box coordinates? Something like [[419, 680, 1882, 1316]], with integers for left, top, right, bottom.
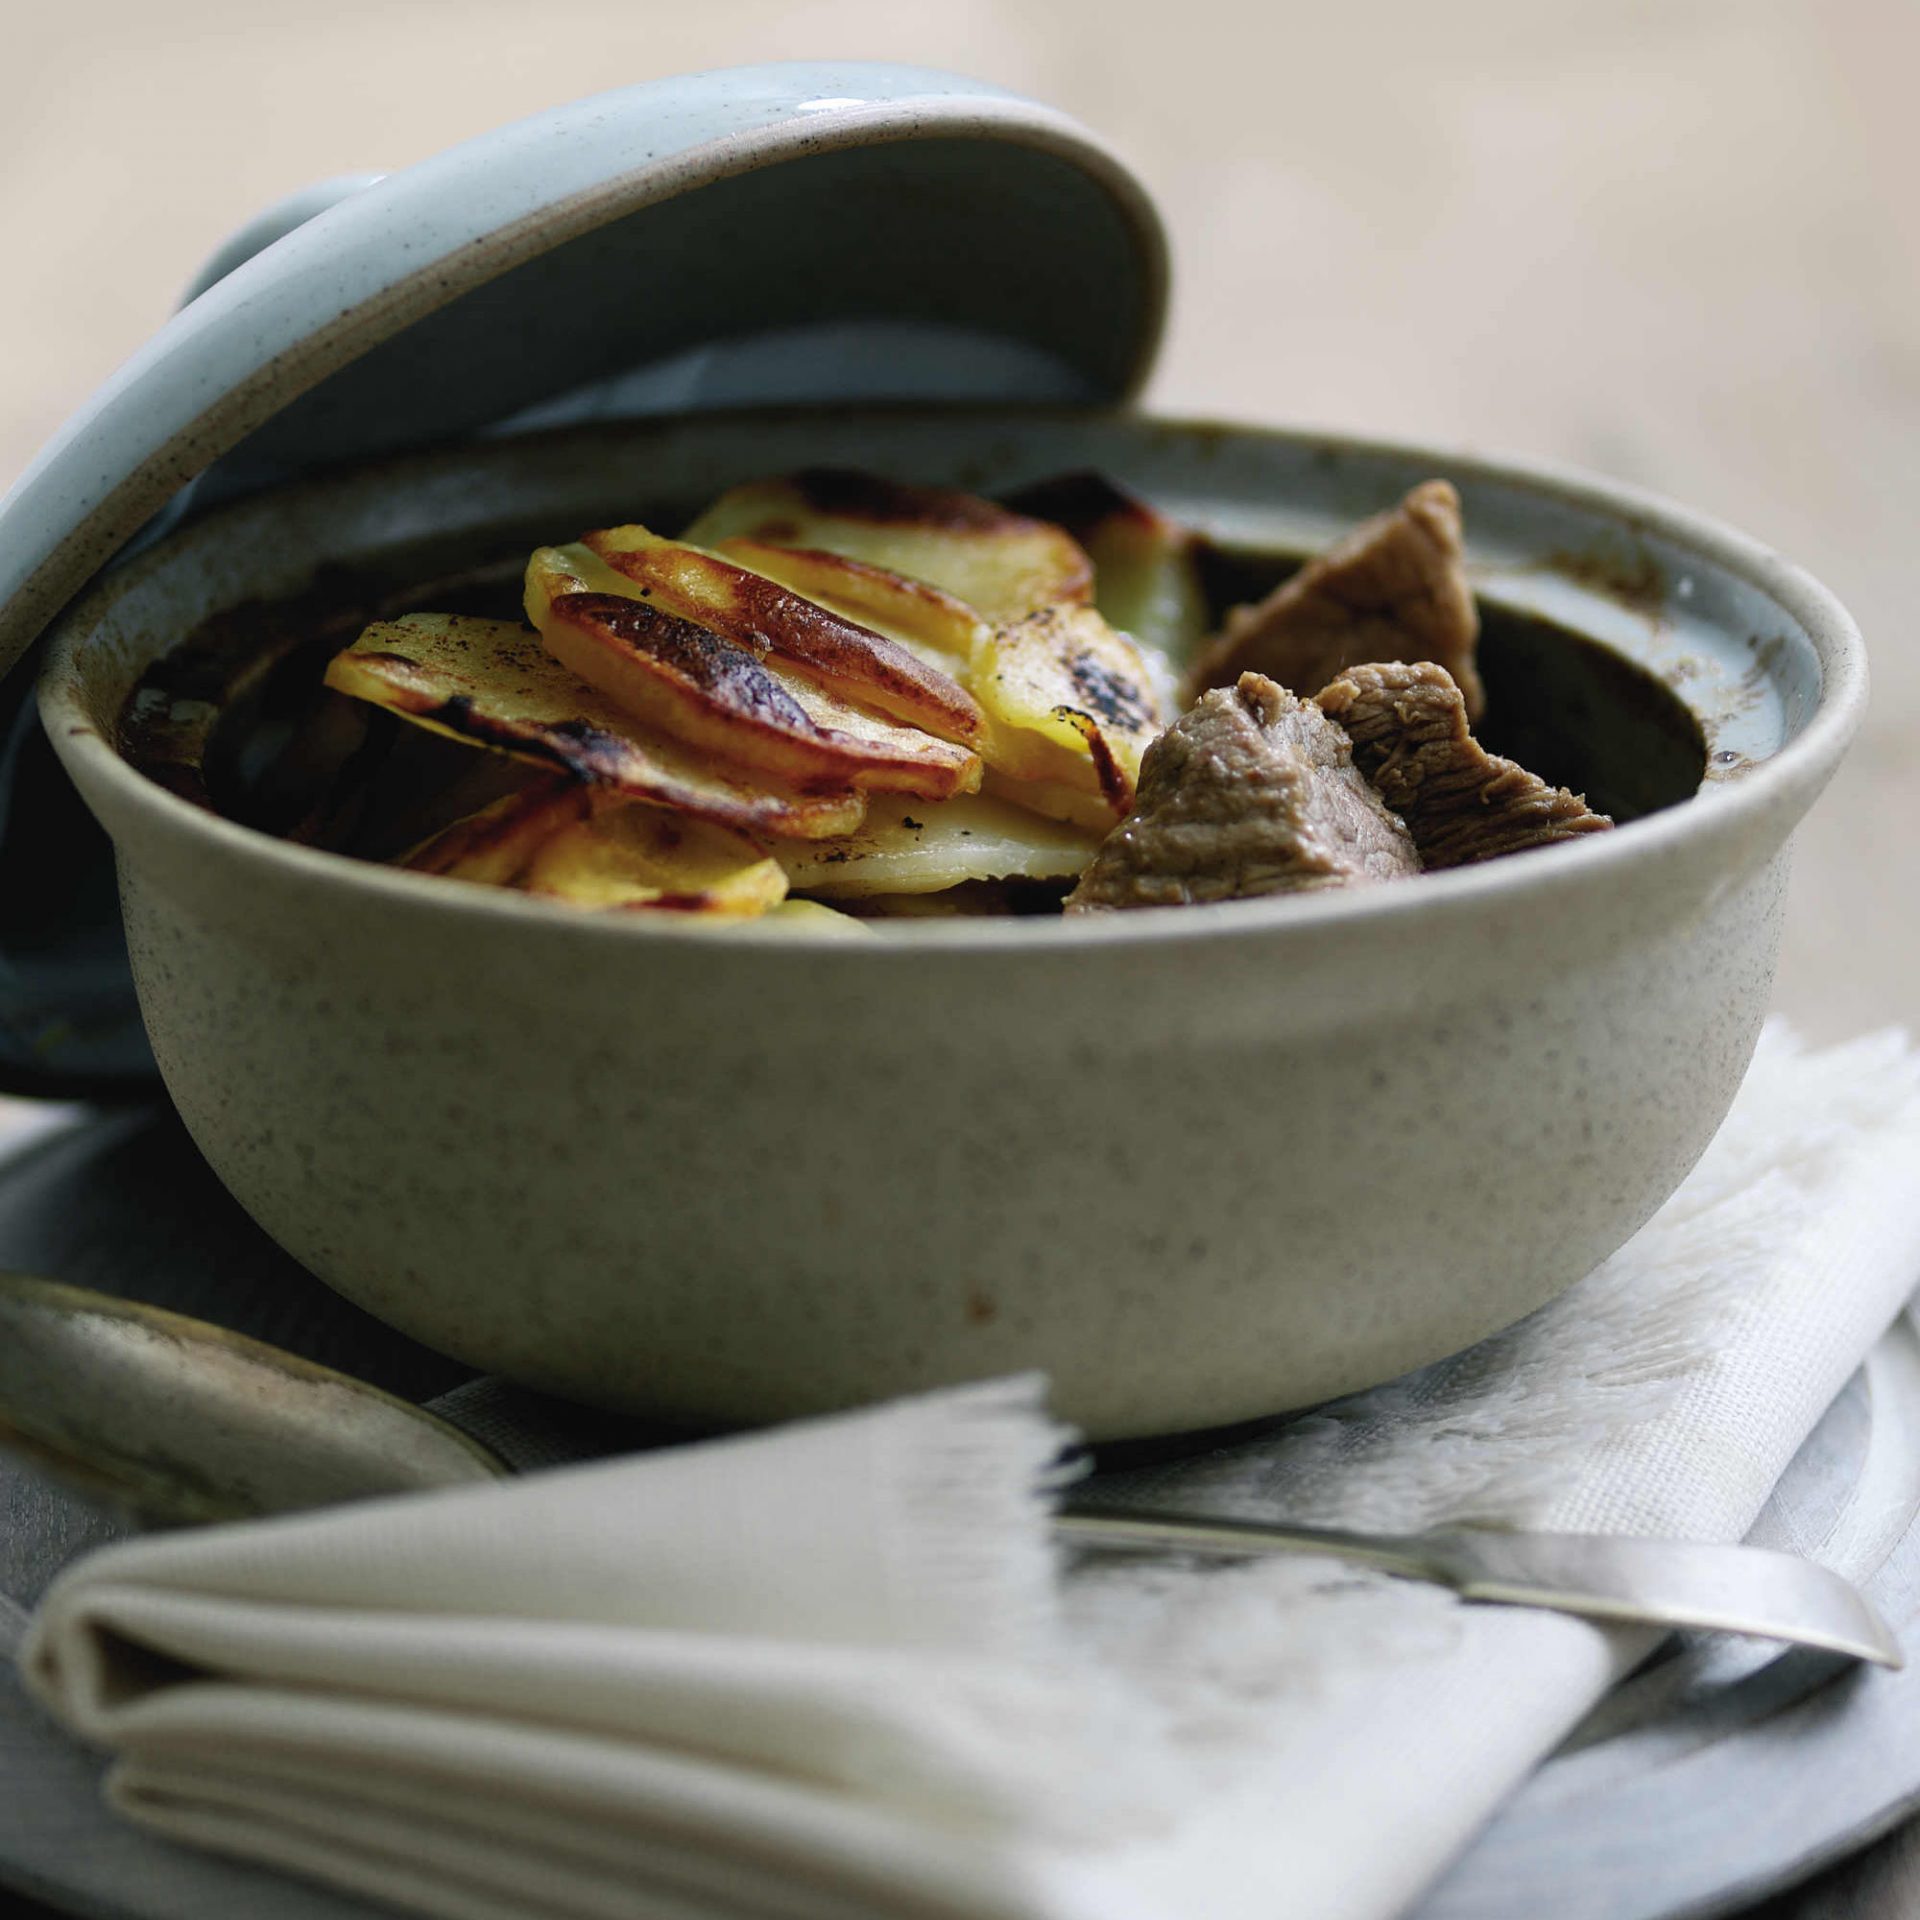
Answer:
[[37, 412, 1866, 1437]]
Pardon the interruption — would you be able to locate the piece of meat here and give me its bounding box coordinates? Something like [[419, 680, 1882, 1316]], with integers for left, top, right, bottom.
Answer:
[[1316, 661, 1613, 869], [1064, 673, 1419, 912], [1188, 480, 1485, 721]]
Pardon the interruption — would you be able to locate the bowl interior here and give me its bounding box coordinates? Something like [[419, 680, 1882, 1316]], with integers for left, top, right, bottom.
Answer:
[[118, 516, 1711, 850], [48, 405, 1859, 934]]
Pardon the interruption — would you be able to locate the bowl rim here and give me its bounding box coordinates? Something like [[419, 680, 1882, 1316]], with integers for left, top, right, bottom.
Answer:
[[39, 407, 1869, 958]]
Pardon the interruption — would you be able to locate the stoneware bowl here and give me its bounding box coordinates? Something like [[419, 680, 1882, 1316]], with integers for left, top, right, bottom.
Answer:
[[37, 408, 1865, 1438]]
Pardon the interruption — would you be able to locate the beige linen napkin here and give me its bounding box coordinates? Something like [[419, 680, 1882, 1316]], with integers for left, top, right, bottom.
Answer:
[[21, 1022, 1920, 1920]]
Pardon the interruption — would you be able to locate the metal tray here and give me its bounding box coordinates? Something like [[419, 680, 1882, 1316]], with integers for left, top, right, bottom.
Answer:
[[4, 1103, 1919, 1920]]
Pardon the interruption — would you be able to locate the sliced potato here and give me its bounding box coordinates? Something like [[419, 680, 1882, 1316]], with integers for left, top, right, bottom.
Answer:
[[404, 781, 785, 916], [712, 539, 987, 663], [759, 898, 877, 936], [525, 566, 980, 801], [1005, 471, 1209, 676], [969, 603, 1167, 827], [526, 558, 821, 784], [681, 469, 1093, 624], [325, 615, 864, 841], [402, 778, 588, 884], [520, 799, 788, 915], [975, 768, 1121, 837], [573, 529, 983, 745], [766, 676, 981, 800], [775, 791, 1101, 898]]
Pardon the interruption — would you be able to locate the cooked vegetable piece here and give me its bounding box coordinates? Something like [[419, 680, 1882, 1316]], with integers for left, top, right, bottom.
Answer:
[[977, 768, 1131, 837], [1188, 480, 1485, 719], [325, 615, 864, 841], [1005, 471, 1209, 674], [1316, 661, 1612, 867], [775, 792, 1102, 898], [519, 800, 789, 915], [403, 777, 588, 884], [970, 603, 1167, 830], [526, 550, 980, 800], [403, 781, 786, 914], [566, 529, 983, 744], [681, 469, 1093, 624], [759, 899, 876, 935], [713, 539, 986, 663]]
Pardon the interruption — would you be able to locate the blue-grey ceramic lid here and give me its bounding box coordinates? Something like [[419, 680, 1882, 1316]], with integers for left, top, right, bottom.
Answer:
[[0, 61, 1168, 1093]]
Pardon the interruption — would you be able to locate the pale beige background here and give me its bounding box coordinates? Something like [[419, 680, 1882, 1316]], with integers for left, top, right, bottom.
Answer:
[[2, 0, 1915, 1039]]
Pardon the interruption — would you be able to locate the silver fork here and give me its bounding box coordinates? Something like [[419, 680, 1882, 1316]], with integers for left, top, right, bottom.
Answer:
[[1057, 1505, 1905, 1667]]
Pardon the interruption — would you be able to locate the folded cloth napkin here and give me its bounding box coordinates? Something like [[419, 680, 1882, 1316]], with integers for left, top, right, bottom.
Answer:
[[20, 1022, 1920, 1920]]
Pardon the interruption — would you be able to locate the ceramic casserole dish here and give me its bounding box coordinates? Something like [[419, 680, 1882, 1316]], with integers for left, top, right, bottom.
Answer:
[[8, 66, 1867, 1436]]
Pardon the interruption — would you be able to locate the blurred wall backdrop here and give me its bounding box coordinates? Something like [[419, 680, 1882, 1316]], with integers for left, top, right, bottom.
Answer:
[[3, 0, 1913, 1038]]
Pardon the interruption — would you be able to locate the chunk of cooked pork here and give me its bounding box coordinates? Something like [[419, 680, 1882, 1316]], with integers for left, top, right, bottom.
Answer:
[[1064, 673, 1419, 911], [1316, 661, 1612, 869], [1188, 480, 1485, 721]]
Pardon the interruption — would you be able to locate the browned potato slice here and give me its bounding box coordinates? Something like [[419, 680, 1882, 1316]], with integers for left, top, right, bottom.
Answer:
[[1005, 472, 1209, 676], [325, 615, 864, 841], [525, 563, 981, 801], [712, 539, 986, 662], [775, 792, 1102, 898], [574, 529, 983, 746], [680, 469, 1093, 624], [402, 777, 588, 883], [765, 674, 980, 800], [970, 604, 1167, 829], [402, 782, 786, 915], [519, 800, 789, 915]]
